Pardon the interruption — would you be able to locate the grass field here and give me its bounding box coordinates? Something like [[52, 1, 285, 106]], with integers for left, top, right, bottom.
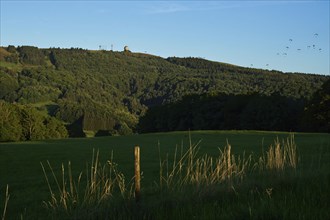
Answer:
[[1, 130, 329, 219]]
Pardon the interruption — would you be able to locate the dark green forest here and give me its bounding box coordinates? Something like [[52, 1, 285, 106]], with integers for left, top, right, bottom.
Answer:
[[0, 45, 329, 141]]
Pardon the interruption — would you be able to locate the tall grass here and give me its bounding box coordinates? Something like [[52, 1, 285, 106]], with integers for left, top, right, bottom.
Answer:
[[41, 149, 133, 216], [1, 185, 9, 220], [158, 140, 254, 190], [41, 134, 299, 218], [260, 134, 298, 171], [159, 134, 298, 191]]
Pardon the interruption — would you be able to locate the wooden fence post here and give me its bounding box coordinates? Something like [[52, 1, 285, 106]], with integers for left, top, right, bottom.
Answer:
[[134, 146, 141, 203]]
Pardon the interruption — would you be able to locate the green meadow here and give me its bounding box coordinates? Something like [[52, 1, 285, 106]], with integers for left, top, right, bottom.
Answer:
[[1, 131, 330, 219]]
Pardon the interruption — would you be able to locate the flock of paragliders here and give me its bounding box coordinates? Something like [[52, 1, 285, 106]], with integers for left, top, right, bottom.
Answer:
[[250, 33, 322, 69], [277, 33, 322, 57]]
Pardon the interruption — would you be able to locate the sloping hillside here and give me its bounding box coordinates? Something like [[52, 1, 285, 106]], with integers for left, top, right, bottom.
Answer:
[[0, 46, 329, 139]]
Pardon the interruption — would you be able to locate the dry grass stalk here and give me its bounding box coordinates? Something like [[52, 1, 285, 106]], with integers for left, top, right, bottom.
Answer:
[[159, 141, 253, 190], [159, 135, 298, 190], [41, 149, 130, 213], [1, 185, 10, 220], [262, 134, 297, 171]]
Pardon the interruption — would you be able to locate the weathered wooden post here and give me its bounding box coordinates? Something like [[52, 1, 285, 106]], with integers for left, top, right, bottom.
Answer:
[[134, 146, 141, 203]]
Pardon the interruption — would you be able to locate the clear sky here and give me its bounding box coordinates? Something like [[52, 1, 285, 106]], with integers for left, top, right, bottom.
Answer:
[[1, 0, 329, 75]]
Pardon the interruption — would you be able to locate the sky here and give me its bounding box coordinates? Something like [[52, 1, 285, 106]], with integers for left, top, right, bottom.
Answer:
[[1, 0, 329, 75]]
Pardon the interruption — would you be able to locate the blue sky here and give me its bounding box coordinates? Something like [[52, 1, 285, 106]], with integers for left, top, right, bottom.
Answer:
[[1, 0, 329, 75]]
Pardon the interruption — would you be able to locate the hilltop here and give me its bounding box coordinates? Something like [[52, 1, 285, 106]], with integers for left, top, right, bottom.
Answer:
[[0, 45, 329, 140]]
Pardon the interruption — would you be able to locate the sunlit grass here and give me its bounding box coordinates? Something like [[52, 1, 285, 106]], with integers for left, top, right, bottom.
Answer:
[[41, 149, 134, 217], [158, 134, 298, 192], [262, 135, 297, 171], [158, 140, 254, 190]]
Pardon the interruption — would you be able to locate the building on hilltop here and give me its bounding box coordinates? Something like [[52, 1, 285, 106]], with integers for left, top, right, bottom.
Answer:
[[124, 46, 130, 52]]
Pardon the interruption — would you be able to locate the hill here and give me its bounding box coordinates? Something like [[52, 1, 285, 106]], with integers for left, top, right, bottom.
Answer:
[[0, 45, 329, 140]]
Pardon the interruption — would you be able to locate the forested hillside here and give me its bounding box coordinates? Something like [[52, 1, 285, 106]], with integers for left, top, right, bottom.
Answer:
[[0, 45, 329, 141]]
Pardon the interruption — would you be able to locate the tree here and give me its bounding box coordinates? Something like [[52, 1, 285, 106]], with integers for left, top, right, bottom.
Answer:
[[301, 79, 330, 132], [0, 101, 22, 141], [20, 106, 45, 140], [0, 70, 19, 99], [17, 46, 45, 65], [7, 45, 16, 53], [44, 117, 68, 139]]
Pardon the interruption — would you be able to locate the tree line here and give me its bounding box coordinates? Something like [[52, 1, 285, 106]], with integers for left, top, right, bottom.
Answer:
[[139, 79, 330, 133]]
